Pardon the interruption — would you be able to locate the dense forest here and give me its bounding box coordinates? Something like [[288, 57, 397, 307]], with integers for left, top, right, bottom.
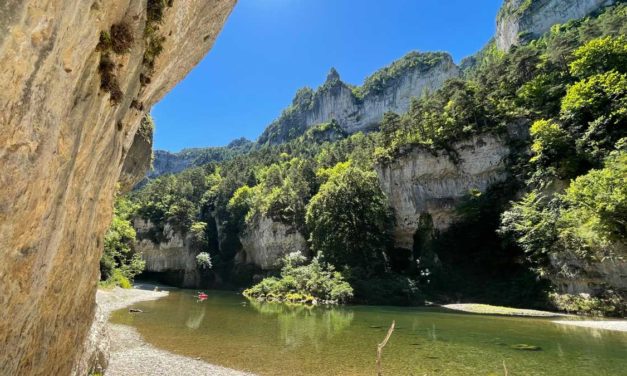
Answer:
[[102, 4, 626, 315]]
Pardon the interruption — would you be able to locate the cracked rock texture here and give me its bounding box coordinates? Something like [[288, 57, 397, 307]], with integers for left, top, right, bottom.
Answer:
[[0, 1, 235, 375]]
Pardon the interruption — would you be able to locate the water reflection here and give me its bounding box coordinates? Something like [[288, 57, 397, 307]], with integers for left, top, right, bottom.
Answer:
[[247, 299, 354, 349], [185, 303, 206, 330]]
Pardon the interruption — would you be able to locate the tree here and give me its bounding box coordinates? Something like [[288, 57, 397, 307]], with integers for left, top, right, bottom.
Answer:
[[569, 35, 627, 78], [380, 112, 402, 146], [100, 197, 145, 286], [561, 71, 627, 161], [305, 164, 394, 272]]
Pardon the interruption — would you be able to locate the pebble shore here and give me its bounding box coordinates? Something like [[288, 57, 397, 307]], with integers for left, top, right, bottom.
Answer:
[[97, 283, 254, 376]]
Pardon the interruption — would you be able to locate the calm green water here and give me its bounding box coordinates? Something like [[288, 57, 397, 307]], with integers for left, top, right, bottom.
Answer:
[[110, 290, 627, 376]]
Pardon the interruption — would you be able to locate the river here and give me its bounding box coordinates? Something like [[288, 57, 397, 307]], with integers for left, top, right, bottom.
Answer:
[[110, 289, 627, 375]]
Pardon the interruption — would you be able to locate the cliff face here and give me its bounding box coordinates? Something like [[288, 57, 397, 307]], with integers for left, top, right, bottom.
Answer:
[[238, 216, 309, 270], [259, 52, 460, 144], [496, 0, 615, 51], [0, 1, 235, 375], [548, 248, 627, 297], [376, 134, 512, 250], [134, 219, 201, 287]]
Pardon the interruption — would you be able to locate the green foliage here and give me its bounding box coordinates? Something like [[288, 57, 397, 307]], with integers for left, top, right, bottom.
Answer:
[[243, 252, 354, 304], [141, 0, 173, 84], [500, 191, 559, 266], [549, 292, 626, 317], [501, 150, 626, 277], [100, 269, 132, 289], [306, 164, 393, 272], [100, 196, 144, 287], [558, 150, 627, 251], [569, 35, 627, 78], [529, 119, 578, 176]]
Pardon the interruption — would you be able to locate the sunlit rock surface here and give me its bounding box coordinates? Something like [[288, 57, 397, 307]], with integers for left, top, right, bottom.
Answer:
[[0, 1, 235, 374], [376, 134, 511, 250], [239, 216, 309, 270], [259, 53, 460, 144]]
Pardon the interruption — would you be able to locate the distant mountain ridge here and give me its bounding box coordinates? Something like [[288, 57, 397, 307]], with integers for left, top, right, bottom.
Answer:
[[149, 137, 254, 178]]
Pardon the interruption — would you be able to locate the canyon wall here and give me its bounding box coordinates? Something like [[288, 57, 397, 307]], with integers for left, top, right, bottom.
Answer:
[[0, 1, 235, 375], [376, 134, 512, 250], [134, 219, 201, 287], [496, 0, 615, 51], [238, 216, 309, 270]]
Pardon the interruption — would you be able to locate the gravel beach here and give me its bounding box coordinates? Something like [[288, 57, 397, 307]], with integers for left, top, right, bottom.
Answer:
[[552, 320, 627, 332], [441, 303, 565, 317], [97, 283, 254, 376]]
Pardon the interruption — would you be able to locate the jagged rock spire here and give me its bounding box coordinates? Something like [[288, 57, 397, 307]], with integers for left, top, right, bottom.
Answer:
[[326, 67, 340, 82]]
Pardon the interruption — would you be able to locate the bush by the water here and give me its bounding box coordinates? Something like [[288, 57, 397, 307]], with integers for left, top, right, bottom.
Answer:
[[243, 252, 353, 304]]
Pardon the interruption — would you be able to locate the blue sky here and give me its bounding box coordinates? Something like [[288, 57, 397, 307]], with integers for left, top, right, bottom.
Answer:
[[152, 0, 503, 151]]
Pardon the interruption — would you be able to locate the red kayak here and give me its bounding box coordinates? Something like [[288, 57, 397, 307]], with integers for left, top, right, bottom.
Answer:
[[197, 292, 208, 300]]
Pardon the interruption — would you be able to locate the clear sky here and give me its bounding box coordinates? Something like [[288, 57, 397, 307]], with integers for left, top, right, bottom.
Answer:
[[152, 0, 504, 151]]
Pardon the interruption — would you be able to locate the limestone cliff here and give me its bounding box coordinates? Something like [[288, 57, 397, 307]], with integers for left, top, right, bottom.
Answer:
[[259, 52, 460, 144], [376, 134, 512, 250], [134, 218, 201, 287], [0, 1, 235, 375], [238, 216, 309, 270], [496, 0, 615, 51]]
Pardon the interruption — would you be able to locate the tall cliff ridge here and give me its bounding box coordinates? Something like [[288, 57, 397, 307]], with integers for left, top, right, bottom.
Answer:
[[258, 52, 460, 145], [0, 1, 235, 375], [495, 0, 615, 51], [377, 133, 513, 250]]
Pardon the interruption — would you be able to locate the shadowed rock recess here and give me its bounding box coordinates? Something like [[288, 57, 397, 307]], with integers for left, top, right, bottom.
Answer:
[[0, 1, 235, 375]]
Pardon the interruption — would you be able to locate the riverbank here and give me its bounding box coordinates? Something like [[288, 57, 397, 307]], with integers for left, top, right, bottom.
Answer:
[[441, 303, 565, 317], [98, 283, 254, 376], [552, 320, 627, 332], [441, 303, 627, 332]]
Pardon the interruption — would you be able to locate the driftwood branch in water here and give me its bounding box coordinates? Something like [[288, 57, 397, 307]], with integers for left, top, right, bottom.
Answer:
[[376, 320, 395, 376]]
